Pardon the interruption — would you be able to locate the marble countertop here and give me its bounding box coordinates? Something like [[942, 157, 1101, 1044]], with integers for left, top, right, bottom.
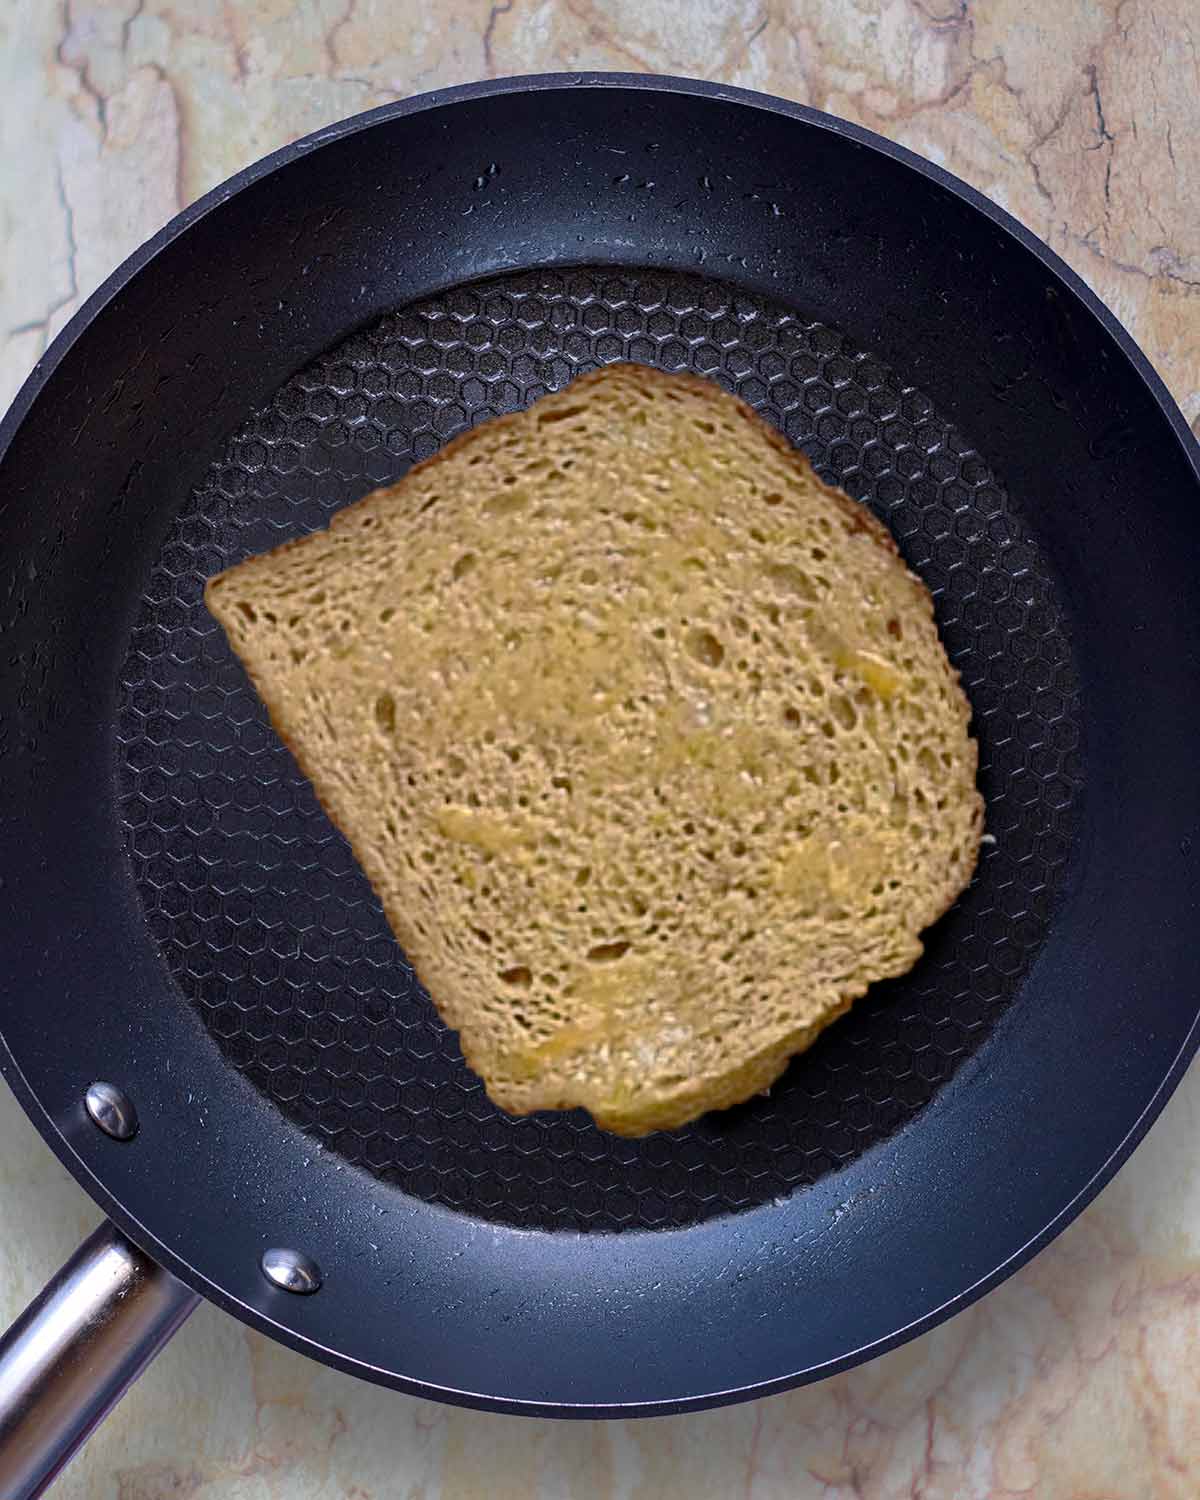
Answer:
[[2, 2, 1198, 1496]]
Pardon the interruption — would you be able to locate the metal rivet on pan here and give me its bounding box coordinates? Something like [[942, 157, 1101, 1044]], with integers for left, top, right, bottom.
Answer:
[[84, 1081, 139, 1141], [260, 1247, 323, 1295]]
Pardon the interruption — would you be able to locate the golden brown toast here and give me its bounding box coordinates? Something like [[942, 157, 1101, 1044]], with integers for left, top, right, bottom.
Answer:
[[206, 364, 982, 1135]]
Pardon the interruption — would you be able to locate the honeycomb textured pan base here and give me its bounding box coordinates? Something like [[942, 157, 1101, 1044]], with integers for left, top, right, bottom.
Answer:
[[206, 365, 983, 1136]]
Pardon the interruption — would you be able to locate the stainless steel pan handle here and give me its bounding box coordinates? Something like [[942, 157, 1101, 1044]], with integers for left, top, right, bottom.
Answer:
[[0, 1223, 199, 1498]]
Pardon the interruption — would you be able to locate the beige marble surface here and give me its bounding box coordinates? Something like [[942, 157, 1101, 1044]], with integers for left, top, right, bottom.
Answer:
[[1, 1, 1198, 1495]]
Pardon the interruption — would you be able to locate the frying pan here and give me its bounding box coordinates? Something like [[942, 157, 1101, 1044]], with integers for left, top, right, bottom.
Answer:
[[1, 72, 1198, 1496]]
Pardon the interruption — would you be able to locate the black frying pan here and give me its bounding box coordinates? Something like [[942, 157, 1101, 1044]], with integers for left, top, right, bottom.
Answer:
[[1, 73, 1199, 1495]]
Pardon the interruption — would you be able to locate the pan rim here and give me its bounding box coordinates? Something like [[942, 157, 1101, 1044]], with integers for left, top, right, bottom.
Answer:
[[4, 72, 1198, 485], [2, 71, 1198, 1417]]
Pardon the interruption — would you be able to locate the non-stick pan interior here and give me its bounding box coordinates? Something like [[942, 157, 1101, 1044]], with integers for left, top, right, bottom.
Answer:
[[117, 263, 1082, 1232], [2, 78, 1198, 1410]]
